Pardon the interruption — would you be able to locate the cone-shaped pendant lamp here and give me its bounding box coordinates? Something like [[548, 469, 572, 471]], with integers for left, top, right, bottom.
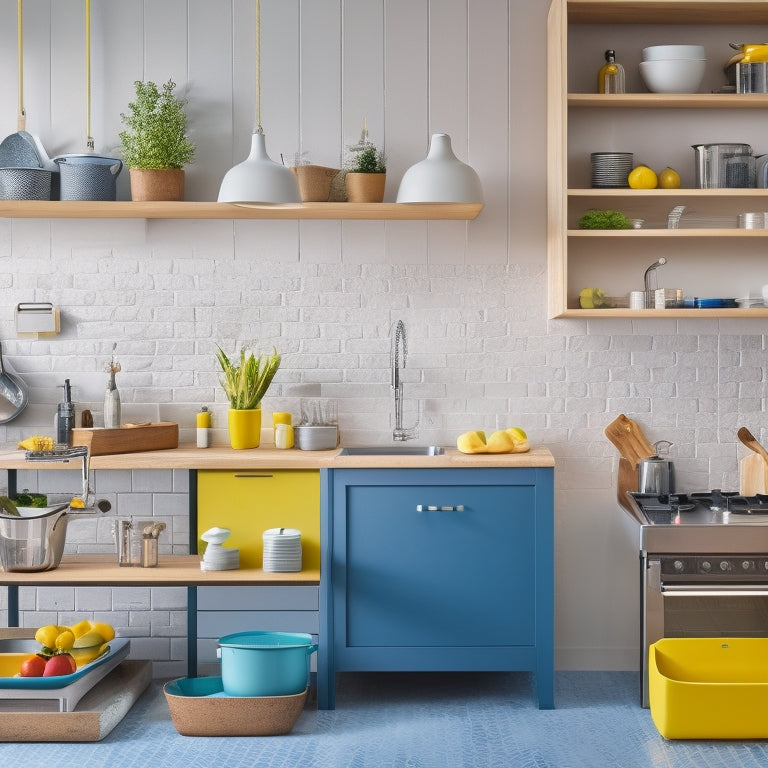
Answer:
[[396, 133, 483, 204], [218, 0, 300, 205]]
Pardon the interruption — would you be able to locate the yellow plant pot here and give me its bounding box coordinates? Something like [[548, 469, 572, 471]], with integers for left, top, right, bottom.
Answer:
[[228, 408, 261, 449]]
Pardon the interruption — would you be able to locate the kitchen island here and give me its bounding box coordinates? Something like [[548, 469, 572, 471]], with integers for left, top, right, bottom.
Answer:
[[0, 443, 554, 708]]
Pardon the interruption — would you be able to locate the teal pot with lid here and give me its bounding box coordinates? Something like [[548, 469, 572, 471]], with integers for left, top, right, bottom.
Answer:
[[217, 631, 318, 697]]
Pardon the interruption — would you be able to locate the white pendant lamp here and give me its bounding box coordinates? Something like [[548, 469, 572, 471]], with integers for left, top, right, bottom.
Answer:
[[396, 133, 483, 204], [218, 0, 300, 205]]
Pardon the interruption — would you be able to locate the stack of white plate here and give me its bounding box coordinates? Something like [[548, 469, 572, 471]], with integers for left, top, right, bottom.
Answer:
[[591, 152, 633, 188], [200, 526, 240, 571], [262, 528, 302, 573]]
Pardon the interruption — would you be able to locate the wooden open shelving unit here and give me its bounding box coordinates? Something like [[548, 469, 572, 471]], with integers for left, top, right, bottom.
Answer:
[[547, 0, 768, 318]]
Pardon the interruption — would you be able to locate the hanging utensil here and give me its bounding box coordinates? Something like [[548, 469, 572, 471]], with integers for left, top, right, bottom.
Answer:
[[0, 341, 29, 424], [738, 426, 768, 466], [54, 0, 122, 200]]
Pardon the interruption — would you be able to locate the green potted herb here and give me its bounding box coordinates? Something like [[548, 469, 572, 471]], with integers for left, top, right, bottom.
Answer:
[[119, 78, 195, 201], [345, 123, 386, 202], [215, 345, 281, 449]]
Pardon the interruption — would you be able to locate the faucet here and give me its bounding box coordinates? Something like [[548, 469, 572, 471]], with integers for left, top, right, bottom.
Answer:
[[391, 320, 418, 441]]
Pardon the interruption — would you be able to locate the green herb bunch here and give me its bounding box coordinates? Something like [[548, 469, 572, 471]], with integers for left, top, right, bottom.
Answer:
[[119, 79, 196, 169], [347, 144, 386, 174], [215, 345, 281, 410], [578, 209, 632, 230]]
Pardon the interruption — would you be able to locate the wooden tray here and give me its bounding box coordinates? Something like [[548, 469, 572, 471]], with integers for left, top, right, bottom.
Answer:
[[0, 660, 151, 742], [71, 422, 178, 456]]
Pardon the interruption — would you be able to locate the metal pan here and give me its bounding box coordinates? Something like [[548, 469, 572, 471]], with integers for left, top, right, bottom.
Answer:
[[0, 341, 28, 424]]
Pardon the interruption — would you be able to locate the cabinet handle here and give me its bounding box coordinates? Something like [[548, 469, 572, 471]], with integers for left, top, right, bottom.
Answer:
[[416, 504, 464, 512], [233, 473, 274, 478]]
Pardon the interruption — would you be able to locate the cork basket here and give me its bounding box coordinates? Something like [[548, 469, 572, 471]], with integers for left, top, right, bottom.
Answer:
[[163, 677, 307, 736], [289, 165, 340, 202]]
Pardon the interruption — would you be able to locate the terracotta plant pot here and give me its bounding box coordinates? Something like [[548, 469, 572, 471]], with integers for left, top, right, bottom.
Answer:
[[227, 408, 261, 449], [345, 172, 386, 203], [129, 168, 185, 201]]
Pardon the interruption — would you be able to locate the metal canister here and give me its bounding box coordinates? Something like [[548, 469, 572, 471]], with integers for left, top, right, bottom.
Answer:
[[638, 440, 675, 495]]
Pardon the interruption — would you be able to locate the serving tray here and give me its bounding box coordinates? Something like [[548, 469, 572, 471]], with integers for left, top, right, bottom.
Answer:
[[0, 637, 130, 712]]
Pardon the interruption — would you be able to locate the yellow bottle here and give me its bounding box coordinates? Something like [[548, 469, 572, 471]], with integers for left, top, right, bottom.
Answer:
[[598, 49, 625, 94]]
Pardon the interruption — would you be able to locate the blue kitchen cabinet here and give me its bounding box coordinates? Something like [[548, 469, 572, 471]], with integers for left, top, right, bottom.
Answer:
[[318, 466, 554, 709]]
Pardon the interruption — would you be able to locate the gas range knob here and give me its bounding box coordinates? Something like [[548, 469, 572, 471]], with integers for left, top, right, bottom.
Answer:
[[719, 560, 731, 572], [673, 560, 685, 573], [742, 560, 753, 571], [700, 560, 712, 573]]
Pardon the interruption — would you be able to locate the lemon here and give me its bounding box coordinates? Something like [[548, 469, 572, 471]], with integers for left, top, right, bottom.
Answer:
[[627, 165, 658, 189], [658, 167, 681, 189]]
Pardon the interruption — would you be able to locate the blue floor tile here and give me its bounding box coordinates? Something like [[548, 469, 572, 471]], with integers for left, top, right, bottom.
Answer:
[[5, 671, 768, 768]]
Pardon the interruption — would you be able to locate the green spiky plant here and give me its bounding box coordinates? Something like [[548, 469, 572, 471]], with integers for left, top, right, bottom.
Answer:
[[215, 346, 281, 410], [119, 79, 195, 169], [347, 144, 386, 173]]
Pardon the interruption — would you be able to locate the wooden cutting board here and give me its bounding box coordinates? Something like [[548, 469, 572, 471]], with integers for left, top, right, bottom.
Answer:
[[740, 452, 768, 495], [605, 414, 656, 510]]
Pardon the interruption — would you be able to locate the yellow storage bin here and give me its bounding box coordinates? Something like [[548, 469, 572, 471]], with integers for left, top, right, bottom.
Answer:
[[197, 470, 320, 570], [649, 637, 768, 740]]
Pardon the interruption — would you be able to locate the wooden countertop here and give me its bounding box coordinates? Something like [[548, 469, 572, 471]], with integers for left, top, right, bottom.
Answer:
[[0, 443, 554, 470], [0, 554, 320, 586]]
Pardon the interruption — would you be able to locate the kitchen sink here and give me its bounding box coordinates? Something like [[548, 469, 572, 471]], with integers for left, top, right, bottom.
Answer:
[[339, 445, 446, 456]]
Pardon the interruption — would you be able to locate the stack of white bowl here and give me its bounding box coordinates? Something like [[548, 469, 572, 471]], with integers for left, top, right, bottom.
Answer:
[[263, 527, 302, 572], [200, 526, 240, 571], [639, 45, 706, 93]]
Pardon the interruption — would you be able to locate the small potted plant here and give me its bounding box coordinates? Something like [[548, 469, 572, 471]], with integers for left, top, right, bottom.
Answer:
[[344, 122, 386, 203], [215, 345, 281, 449], [119, 78, 196, 201]]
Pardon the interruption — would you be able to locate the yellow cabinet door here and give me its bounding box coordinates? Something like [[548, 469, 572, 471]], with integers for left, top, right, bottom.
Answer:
[[197, 470, 320, 570]]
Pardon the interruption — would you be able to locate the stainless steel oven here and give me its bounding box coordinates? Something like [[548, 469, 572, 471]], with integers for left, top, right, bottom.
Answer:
[[626, 491, 768, 707]]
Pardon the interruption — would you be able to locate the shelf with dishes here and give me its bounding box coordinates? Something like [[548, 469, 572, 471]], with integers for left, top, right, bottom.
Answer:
[[0, 200, 483, 221], [569, 94, 768, 108]]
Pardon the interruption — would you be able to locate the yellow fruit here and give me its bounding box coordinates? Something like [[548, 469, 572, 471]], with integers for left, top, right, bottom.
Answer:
[[628, 165, 658, 190], [70, 619, 93, 639], [506, 427, 527, 441], [90, 622, 116, 643], [658, 167, 681, 189], [579, 287, 608, 309], [69, 498, 85, 508], [73, 630, 106, 648], [54, 630, 75, 652], [34, 625, 68, 649], [71, 642, 109, 667], [456, 430, 487, 454], [486, 430, 516, 453], [17, 436, 54, 451]]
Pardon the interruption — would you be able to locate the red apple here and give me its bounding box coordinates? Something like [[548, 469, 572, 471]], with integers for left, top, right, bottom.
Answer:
[[43, 653, 77, 677], [19, 654, 47, 677]]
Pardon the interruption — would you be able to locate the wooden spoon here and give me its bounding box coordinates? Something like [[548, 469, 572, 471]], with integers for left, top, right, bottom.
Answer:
[[737, 426, 768, 466]]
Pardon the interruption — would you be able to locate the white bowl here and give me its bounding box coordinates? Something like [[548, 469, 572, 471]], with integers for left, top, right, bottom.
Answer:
[[642, 45, 706, 61], [639, 59, 706, 93]]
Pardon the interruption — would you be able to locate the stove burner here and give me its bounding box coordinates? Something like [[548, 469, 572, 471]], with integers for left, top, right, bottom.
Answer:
[[629, 489, 768, 526]]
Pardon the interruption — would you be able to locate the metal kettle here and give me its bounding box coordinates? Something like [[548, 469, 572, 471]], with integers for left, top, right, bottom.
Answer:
[[637, 440, 675, 495]]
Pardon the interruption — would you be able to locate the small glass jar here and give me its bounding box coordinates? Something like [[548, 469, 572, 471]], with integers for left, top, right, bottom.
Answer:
[[275, 422, 295, 450]]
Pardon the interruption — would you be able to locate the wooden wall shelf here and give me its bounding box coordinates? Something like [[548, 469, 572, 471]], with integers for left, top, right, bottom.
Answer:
[[0, 201, 483, 221]]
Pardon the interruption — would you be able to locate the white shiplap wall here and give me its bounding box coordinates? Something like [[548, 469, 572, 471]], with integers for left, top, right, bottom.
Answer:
[[0, 0, 763, 678]]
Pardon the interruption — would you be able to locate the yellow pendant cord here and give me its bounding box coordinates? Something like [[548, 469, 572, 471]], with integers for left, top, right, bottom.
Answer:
[[85, 0, 94, 150], [17, 0, 25, 131], [255, 0, 262, 133]]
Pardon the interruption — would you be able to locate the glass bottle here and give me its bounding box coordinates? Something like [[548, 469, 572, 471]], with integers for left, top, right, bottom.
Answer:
[[598, 49, 626, 94], [104, 369, 121, 429]]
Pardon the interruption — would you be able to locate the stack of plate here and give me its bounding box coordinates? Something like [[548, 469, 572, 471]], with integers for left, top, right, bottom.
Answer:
[[591, 152, 633, 188], [262, 528, 302, 573], [200, 526, 240, 571]]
